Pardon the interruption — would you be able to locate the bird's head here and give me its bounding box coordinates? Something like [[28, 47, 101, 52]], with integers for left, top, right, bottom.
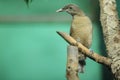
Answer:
[[56, 4, 84, 16]]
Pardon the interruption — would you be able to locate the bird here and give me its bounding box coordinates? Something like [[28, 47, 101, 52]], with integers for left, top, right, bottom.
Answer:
[[56, 4, 92, 73]]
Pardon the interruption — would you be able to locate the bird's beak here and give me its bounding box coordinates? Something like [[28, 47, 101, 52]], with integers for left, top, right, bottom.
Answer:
[[56, 8, 64, 12]]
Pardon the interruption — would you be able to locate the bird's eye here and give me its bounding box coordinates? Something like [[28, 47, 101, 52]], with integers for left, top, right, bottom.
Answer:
[[69, 7, 72, 9]]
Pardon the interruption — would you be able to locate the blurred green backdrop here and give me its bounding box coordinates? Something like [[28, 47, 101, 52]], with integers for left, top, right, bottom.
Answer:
[[0, 0, 120, 80]]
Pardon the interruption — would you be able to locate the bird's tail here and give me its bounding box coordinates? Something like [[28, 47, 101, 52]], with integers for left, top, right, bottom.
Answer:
[[78, 51, 86, 73], [78, 59, 86, 73]]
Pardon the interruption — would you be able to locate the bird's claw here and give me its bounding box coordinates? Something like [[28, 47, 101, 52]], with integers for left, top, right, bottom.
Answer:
[[89, 49, 94, 54]]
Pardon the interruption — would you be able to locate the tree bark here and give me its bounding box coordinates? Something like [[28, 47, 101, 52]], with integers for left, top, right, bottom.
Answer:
[[66, 46, 79, 80], [99, 0, 120, 79]]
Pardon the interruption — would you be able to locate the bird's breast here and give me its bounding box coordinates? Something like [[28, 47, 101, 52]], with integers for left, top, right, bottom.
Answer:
[[70, 16, 92, 48]]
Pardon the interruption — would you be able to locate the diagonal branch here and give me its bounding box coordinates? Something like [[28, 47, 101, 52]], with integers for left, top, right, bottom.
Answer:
[[57, 31, 112, 67]]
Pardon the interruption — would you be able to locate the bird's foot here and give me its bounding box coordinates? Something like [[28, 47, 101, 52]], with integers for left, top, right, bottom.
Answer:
[[89, 48, 94, 54]]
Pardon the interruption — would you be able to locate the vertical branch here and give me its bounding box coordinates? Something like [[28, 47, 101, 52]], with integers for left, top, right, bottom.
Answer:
[[99, 0, 120, 79], [99, 0, 120, 57], [66, 46, 79, 80]]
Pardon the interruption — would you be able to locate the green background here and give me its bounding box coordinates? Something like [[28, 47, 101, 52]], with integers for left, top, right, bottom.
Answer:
[[0, 0, 119, 80]]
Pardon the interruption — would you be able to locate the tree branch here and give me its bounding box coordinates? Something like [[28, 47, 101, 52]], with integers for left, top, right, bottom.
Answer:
[[99, 0, 120, 79], [99, 0, 120, 57], [57, 31, 112, 66], [66, 46, 79, 80]]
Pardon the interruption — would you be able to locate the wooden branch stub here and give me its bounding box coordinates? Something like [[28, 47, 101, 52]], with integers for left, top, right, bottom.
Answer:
[[66, 45, 79, 80], [57, 31, 112, 66], [57, 31, 77, 45]]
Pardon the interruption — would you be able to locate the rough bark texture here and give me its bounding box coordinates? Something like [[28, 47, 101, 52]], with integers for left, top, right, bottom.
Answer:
[[99, 0, 120, 79], [66, 46, 79, 80]]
